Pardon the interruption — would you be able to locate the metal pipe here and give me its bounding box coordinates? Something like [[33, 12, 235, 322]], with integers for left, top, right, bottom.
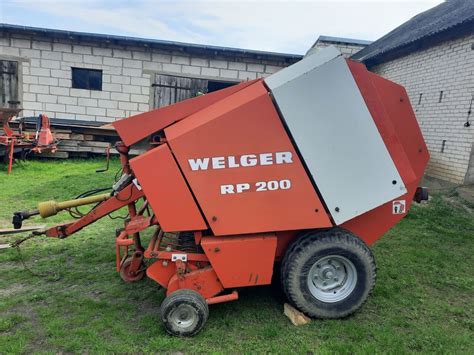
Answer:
[[206, 291, 239, 305]]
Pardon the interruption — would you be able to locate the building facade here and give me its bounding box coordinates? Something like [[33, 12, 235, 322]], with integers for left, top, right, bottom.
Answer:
[[0, 24, 302, 123], [353, 0, 474, 184]]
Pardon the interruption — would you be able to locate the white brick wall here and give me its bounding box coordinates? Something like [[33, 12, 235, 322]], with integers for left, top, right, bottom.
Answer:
[[0, 32, 296, 123], [372, 34, 474, 184], [313, 41, 366, 58]]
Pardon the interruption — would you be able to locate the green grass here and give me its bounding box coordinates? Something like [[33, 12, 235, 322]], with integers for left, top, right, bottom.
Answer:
[[1, 159, 473, 353]]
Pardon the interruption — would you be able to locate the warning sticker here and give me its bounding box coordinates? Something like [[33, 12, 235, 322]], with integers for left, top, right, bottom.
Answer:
[[392, 200, 406, 214]]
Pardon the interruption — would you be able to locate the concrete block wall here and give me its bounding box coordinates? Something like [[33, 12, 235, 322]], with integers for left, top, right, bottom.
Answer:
[[313, 41, 365, 58], [0, 32, 294, 123], [372, 33, 474, 184]]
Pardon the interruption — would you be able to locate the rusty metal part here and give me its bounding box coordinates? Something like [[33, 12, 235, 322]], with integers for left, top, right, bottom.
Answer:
[[1, 111, 57, 175]]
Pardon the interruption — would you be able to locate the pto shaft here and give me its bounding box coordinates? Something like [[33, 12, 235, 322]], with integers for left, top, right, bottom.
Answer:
[[38, 193, 110, 218]]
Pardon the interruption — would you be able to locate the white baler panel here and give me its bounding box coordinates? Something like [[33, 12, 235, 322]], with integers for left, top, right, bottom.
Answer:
[[265, 46, 340, 89], [265, 52, 406, 224]]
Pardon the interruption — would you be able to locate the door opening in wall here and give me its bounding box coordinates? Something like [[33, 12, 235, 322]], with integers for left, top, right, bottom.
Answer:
[[152, 74, 237, 109], [0, 60, 20, 109], [207, 80, 235, 93]]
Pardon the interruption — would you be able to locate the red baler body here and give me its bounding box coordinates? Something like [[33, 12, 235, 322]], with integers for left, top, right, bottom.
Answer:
[[112, 52, 429, 294]]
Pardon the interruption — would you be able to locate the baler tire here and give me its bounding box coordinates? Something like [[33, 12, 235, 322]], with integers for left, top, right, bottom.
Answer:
[[281, 228, 376, 319], [119, 257, 146, 283], [160, 289, 209, 337]]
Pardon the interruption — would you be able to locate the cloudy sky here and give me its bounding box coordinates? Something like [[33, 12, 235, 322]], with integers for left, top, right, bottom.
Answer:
[[1, 0, 443, 54]]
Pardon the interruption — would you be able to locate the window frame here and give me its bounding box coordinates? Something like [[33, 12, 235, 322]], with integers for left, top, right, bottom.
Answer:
[[71, 67, 103, 91]]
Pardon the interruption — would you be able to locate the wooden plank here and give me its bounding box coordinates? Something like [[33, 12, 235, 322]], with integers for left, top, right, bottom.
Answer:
[[283, 303, 311, 326], [69, 152, 89, 158], [78, 141, 109, 148], [0, 225, 46, 236], [10, 61, 18, 105], [53, 133, 73, 140], [57, 140, 80, 147], [70, 133, 85, 140], [41, 151, 69, 159], [0, 61, 5, 106]]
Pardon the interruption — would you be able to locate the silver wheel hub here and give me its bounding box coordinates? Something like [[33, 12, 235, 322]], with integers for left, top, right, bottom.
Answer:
[[169, 304, 197, 329], [307, 255, 357, 303]]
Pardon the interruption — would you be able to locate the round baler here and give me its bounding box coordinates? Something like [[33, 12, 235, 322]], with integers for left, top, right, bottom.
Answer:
[[12, 47, 429, 336]]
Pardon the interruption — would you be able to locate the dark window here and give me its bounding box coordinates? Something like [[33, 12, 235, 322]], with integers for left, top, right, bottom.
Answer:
[[72, 67, 102, 90]]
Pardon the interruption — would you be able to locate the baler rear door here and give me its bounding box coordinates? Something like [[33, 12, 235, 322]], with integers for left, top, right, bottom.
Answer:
[[265, 47, 407, 225]]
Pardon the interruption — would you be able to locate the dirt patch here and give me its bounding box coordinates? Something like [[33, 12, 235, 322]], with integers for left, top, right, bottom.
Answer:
[[442, 195, 473, 214], [457, 185, 474, 206], [0, 283, 29, 297]]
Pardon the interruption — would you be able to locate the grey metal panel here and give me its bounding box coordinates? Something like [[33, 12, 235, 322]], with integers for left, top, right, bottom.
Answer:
[[265, 52, 406, 224], [265, 46, 340, 90]]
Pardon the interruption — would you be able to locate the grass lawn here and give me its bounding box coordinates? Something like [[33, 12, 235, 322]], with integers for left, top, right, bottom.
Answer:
[[0, 159, 473, 353]]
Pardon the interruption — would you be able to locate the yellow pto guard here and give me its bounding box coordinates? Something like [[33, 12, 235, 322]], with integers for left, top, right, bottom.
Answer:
[[38, 193, 110, 218]]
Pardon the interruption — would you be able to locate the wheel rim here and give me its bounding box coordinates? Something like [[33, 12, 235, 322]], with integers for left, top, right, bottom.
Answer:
[[169, 304, 198, 329], [120, 260, 145, 282], [307, 255, 357, 303]]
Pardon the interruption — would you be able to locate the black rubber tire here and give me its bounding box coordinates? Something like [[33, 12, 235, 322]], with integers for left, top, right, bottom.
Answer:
[[281, 228, 376, 319], [160, 289, 209, 337]]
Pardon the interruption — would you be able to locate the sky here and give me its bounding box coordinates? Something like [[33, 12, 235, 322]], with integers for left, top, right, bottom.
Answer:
[[1, 0, 444, 54]]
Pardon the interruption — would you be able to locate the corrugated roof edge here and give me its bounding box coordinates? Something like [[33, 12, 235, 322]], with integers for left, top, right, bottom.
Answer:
[[352, 0, 474, 66], [0, 23, 304, 61], [353, 19, 473, 66]]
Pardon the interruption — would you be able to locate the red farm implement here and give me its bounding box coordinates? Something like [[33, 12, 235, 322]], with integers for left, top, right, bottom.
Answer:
[[5, 47, 429, 336], [0, 108, 57, 174]]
